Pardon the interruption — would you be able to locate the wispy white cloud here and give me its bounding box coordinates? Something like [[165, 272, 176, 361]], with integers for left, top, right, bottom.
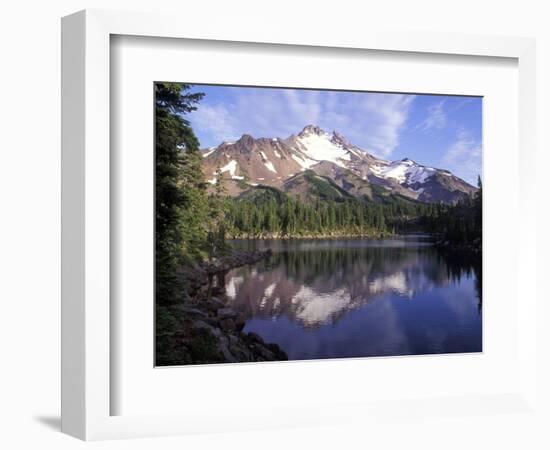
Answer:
[[354, 94, 416, 158], [189, 87, 415, 159], [190, 104, 240, 144], [441, 129, 482, 185], [413, 100, 447, 132]]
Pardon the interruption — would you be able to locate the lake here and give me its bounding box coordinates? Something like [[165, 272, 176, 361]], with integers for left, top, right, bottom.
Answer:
[[225, 236, 482, 361]]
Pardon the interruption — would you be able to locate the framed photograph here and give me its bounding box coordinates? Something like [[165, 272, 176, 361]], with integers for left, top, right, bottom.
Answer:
[[62, 9, 538, 441], [153, 83, 483, 367]]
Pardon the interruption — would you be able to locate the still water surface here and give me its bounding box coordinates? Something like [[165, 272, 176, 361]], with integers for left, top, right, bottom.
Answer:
[[226, 236, 482, 360]]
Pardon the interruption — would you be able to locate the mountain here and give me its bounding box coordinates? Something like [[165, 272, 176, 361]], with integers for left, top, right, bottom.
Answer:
[[202, 125, 477, 204]]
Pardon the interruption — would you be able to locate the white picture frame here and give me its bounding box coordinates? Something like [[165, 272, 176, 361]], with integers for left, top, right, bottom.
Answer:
[[61, 9, 538, 441]]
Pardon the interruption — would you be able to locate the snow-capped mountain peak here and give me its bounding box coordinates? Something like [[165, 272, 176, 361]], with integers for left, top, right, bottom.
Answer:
[[293, 127, 352, 168], [201, 125, 477, 203]]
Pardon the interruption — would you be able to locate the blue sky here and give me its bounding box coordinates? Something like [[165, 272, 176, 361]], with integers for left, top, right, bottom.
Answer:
[[185, 84, 482, 185]]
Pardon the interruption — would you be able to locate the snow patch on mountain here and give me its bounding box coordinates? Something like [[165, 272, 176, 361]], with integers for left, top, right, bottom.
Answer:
[[296, 131, 351, 168], [220, 160, 238, 176], [406, 165, 436, 184], [202, 148, 216, 158], [291, 153, 316, 169], [264, 160, 277, 173], [371, 159, 436, 185]]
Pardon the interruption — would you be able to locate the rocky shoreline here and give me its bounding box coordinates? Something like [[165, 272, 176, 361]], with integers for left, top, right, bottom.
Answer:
[[156, 249, 288, 366]]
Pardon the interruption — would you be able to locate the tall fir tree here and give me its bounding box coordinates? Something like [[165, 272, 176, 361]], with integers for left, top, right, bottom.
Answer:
[[155, 82, 206, 304], [206, 165, 229, 260]]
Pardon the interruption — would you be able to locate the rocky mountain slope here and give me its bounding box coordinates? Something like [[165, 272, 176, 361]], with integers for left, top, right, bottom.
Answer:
[[202, 125, 477, 204]]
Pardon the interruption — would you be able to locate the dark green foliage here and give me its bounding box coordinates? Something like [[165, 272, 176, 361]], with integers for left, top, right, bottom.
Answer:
[[236, 179, 249, 190], [302, 171, 353, 200], [155, 82, 207, 304], [225, 186, 396, 238], [155, 306, 225, 366], [238, 185, 288, 203], [420, 177, 482, 247], [155, 305, 181, 337], [186, 328, 224, 363], [224, 181, 481, 241], [206, 166, 230, 260]]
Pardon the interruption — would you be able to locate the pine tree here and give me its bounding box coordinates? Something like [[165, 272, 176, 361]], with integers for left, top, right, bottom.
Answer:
[[155, 82, 205, 304], [206, 166, 229, 260]]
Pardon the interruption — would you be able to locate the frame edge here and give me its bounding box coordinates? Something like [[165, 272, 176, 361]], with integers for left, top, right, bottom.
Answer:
[[61, 9, 87, 441]]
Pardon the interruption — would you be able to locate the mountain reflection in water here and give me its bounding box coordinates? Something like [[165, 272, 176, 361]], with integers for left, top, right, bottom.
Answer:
[[225, 237, 482, 360]]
